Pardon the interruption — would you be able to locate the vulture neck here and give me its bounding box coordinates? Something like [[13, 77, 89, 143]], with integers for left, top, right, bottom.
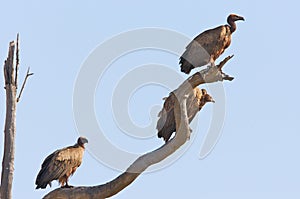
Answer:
[[76, 143, 85, 149], [228, 20, 237, 33], [199, 100, 206, 108]]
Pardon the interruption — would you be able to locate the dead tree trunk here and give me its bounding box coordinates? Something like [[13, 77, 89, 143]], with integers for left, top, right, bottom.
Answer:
[[0, 39, 18, 199], [44, 55, 234, 199], [0, 35, 32, 199]]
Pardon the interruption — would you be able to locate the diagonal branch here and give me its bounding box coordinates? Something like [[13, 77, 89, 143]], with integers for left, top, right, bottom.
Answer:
[[17, 67, 33, 102], [185, 54, 234, 89], [44, 97, 190, 199], [43, 55, 234, 199]]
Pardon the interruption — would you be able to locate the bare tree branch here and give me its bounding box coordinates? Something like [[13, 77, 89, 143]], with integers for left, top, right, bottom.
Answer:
[[43, 97, 191, 199], [17, 67, 33, 102], [43, 55, 234, 199]]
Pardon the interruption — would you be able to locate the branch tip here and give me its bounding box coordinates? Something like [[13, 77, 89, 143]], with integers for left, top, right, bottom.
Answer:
[[15, 33, 20, 87], [217, 55, 234, 70], [17, 67, 33, 102]]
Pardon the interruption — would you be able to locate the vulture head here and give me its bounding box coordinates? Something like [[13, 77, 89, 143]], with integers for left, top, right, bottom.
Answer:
[[227, 14, 245, 33], [200, 89, 215, 106], [77, 137, 88, 148]]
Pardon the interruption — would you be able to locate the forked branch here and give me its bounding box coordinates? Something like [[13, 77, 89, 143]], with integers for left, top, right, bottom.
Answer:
[[44, 55, 234, 199]]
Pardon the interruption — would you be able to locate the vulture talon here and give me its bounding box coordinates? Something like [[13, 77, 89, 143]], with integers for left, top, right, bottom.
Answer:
[[61, 184, 74, 189]]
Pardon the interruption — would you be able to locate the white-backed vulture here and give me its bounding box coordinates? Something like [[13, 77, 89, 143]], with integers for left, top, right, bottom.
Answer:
[[35, 137, 88, 189], [180, 14, 244, 74], [157, 88, 214, 142]]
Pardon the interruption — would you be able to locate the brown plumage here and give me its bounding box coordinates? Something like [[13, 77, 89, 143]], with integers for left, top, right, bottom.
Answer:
[[157, 88, 214, 142], [35, 137, 88, 189], [180, 14, 244, 74]]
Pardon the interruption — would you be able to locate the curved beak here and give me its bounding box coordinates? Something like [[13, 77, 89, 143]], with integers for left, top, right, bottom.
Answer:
[[83, 137, 89, 144], [208, 97, 215, 103], [238, 16, 245, 21]]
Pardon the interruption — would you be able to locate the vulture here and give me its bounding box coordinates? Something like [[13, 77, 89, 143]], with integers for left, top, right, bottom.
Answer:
[[180, 14, 244, 74], [35, 137, 88, 189], [157, 88, 214, 142]]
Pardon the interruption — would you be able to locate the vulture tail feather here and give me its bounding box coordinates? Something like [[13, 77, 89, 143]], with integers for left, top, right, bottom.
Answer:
[[180, 58, 194, 74]]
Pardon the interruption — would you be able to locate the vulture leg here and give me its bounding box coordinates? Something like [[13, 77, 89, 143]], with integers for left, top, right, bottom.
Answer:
[[210, 61, 216, 68], [65, 182, 74, 188], [60, 175, 74, 188], [62, 182, 74, 188], [208, 56, 216, 68]]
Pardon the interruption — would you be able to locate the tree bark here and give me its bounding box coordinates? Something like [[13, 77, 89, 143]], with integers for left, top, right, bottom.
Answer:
[[0, 35, 31, 199], [0, 41, 17, 199], [43, 55, 234, 199]]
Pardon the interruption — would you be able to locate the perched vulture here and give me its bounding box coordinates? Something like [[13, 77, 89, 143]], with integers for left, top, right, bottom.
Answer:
[[157, 88, 214, 142], [180, 14, 244, 74], [35, 137, 88, 189]]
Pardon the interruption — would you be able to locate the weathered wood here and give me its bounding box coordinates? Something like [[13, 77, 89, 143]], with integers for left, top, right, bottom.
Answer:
[[44, 55, 234, 199], [17, 67, 33, 102], [43, 96, 190, 199], [1, 40, 17, 199], [1, 35, 32, 199]]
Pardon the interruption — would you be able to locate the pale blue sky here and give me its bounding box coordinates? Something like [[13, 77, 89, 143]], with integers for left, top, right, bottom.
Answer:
[[1, 1, 300, 198]]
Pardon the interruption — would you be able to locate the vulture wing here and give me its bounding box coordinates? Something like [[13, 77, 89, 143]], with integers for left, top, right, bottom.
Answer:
[[180, 25, 231, 74], [157, 93, 176, 142], [35, 144, 84, 189], [157, 88, 204, 142]]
